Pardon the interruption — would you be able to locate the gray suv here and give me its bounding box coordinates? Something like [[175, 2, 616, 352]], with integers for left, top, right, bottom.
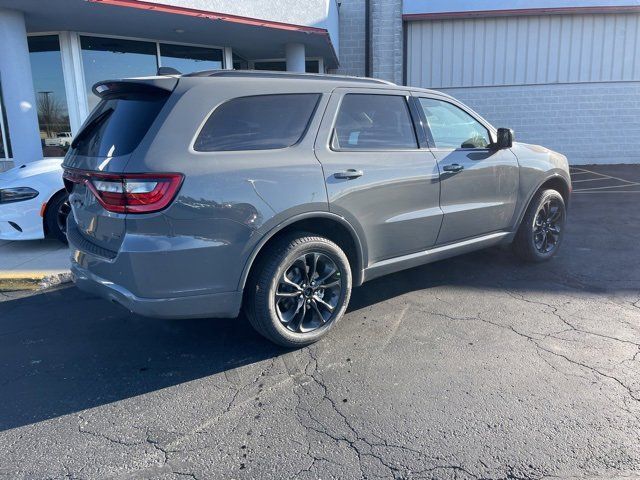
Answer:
[[63, 71, 570, 347]]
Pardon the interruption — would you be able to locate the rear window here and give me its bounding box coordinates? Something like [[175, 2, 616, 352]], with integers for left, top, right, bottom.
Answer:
[[70, 93, 168, 157], [194, 94, 320, 152]]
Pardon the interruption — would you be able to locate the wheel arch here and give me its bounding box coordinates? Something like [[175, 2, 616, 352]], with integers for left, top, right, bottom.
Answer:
[[41, 188, 68, 237], [239, 212, 366, 291], [512, 173, 571, 236]]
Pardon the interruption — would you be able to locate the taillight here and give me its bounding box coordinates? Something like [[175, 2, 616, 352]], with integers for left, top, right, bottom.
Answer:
[[63, 169, 183, 214]]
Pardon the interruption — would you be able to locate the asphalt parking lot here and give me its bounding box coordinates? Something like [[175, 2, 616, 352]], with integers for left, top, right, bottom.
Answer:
[[1, 166, 639, 480]]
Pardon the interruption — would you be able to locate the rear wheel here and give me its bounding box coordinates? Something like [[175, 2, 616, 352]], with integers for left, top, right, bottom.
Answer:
[[45, 191, 70, 244], [513, 189, 566, 262], [246, 233, 352, 347]]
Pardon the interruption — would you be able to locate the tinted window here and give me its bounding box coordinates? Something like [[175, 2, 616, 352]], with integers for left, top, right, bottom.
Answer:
[[333, 94, 417, 150], [194, 94, 320, 152], [70, 92, 168, 157], [418, 98, 490, 149]]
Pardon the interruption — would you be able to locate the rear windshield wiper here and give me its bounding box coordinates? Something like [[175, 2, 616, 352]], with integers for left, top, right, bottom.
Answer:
[[71, 107, 114, 149]]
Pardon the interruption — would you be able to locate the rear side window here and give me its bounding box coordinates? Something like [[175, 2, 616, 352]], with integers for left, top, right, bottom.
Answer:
[[332, 94, 417, 150], [194, 94, 320, 152], [70, 93, 168, 157]]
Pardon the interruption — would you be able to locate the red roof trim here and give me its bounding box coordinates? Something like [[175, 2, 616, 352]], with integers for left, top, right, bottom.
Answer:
[[88, 0, 329, 34], [403, 5, 640, 21]]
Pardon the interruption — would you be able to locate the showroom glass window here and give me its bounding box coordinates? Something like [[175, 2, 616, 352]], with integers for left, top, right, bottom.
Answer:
[[253, 60, 320, 73], [27, 35, 71, 157], [80, 36, 158, 112], [159, 43, 223, 73], [0, 77, 11, 160]]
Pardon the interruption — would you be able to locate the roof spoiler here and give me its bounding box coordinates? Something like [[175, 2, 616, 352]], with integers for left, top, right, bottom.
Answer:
[[92, 77, 179, 98]]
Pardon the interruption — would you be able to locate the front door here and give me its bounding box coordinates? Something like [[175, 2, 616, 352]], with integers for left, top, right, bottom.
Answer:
[[315, 88, 442, 265], [415, 95, 519, 245]]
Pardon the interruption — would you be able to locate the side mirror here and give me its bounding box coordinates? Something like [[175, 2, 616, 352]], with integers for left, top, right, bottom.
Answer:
[[495, 128, 514, 149]]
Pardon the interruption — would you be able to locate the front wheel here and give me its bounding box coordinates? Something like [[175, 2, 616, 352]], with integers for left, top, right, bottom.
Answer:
[[245, 234, 352, 347], [513, 189, 566, 262]]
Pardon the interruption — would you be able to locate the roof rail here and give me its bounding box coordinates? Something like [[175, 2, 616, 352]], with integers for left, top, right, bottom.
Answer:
[[184, 69, 396, 86]]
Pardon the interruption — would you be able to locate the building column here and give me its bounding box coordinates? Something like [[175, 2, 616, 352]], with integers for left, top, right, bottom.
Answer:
[[0, 8, 43, 164], [285, 43, 306, 72], [223, 47, 233, 70]]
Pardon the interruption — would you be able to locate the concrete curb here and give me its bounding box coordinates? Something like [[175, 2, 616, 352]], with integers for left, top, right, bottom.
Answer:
[[0, 271, 73, 292]]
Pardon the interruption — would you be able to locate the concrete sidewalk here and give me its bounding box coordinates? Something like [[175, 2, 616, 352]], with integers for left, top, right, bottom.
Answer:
[[0, 239, 71, 291]]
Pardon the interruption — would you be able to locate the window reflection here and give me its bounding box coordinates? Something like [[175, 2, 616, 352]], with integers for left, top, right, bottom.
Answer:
[[28, 35, 70, 157], [159, 43, 223, 73], [80, 36, 158, 112]]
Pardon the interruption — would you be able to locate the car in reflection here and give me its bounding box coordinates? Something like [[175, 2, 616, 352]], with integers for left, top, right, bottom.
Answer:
[[0, 157, 69, 243], [44, 132, 73, 148]]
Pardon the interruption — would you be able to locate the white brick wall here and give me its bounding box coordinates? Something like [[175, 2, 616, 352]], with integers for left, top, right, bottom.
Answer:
[[441, 82, 640, 165]]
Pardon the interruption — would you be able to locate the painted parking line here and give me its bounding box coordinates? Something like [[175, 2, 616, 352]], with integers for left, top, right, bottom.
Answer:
[[571, 167, 640, 193], [572, 177, 614, 183], [572, 191, 640, 194]]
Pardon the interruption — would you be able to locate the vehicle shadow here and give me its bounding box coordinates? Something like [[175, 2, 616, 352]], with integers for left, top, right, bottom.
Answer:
[[1, 190, 637, 432], [0, 288, 286, 432]]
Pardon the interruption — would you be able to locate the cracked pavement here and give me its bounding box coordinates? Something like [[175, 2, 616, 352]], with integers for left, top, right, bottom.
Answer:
[[1, 175, 640, 479]]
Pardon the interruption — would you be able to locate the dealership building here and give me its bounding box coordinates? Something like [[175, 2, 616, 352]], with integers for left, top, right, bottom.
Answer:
[[0, 0, 638, 171]]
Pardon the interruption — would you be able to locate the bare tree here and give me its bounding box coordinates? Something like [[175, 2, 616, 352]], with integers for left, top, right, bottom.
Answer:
[[37, 91, 63, 138]]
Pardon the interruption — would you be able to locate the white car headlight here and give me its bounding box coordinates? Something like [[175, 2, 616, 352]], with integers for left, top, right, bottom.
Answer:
[[0, 187, 39, 204]]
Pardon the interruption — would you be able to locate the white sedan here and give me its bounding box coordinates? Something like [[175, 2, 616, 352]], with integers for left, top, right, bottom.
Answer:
[[0, 158, 69, 243]]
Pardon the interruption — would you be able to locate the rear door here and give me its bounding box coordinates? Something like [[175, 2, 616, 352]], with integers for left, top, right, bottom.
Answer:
[[314, 87, 442, 265], [63, 79, 174, 252], [414, 95, 519, 245]]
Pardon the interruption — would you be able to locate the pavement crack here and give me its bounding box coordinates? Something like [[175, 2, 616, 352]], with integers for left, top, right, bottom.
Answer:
[[76, 415, 143, 448], [473, 315, 640, 403], [504, 290, 640, 348]]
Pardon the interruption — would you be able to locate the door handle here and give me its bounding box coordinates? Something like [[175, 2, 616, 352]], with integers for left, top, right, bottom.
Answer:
[[442, 164, 464, 173], [334, 169, 363, 180]]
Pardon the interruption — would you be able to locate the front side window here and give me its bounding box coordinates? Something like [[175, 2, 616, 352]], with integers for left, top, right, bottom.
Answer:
[[80, 36, 158, 111], [194, 94, 320, 152], [418, 98, 490, 149], [28, 35, 71, 157], [332, 94, 417, 150]]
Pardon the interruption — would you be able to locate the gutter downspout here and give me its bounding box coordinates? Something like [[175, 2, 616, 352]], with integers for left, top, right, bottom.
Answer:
[[365, 0, 371, 77]]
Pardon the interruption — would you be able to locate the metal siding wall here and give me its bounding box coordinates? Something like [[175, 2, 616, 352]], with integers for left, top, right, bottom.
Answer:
[[406, 13, 640, 88]]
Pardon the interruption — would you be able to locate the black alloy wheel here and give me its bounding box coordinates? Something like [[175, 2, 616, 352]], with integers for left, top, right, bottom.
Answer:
[[532, 197, 564, 254], [275, 252, 342, 333]]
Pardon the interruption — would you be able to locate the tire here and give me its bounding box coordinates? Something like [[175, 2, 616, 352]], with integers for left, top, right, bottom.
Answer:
[[45, 191, 70, 244], [513, 189, 566, 263], [245, 233, 352, 348]]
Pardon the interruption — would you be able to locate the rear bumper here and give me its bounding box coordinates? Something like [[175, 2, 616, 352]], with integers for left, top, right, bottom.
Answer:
[[71, 262, 243, 319]]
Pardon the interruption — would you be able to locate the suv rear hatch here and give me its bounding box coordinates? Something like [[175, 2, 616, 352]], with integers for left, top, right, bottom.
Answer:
[[63, 78, 180, 253]]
